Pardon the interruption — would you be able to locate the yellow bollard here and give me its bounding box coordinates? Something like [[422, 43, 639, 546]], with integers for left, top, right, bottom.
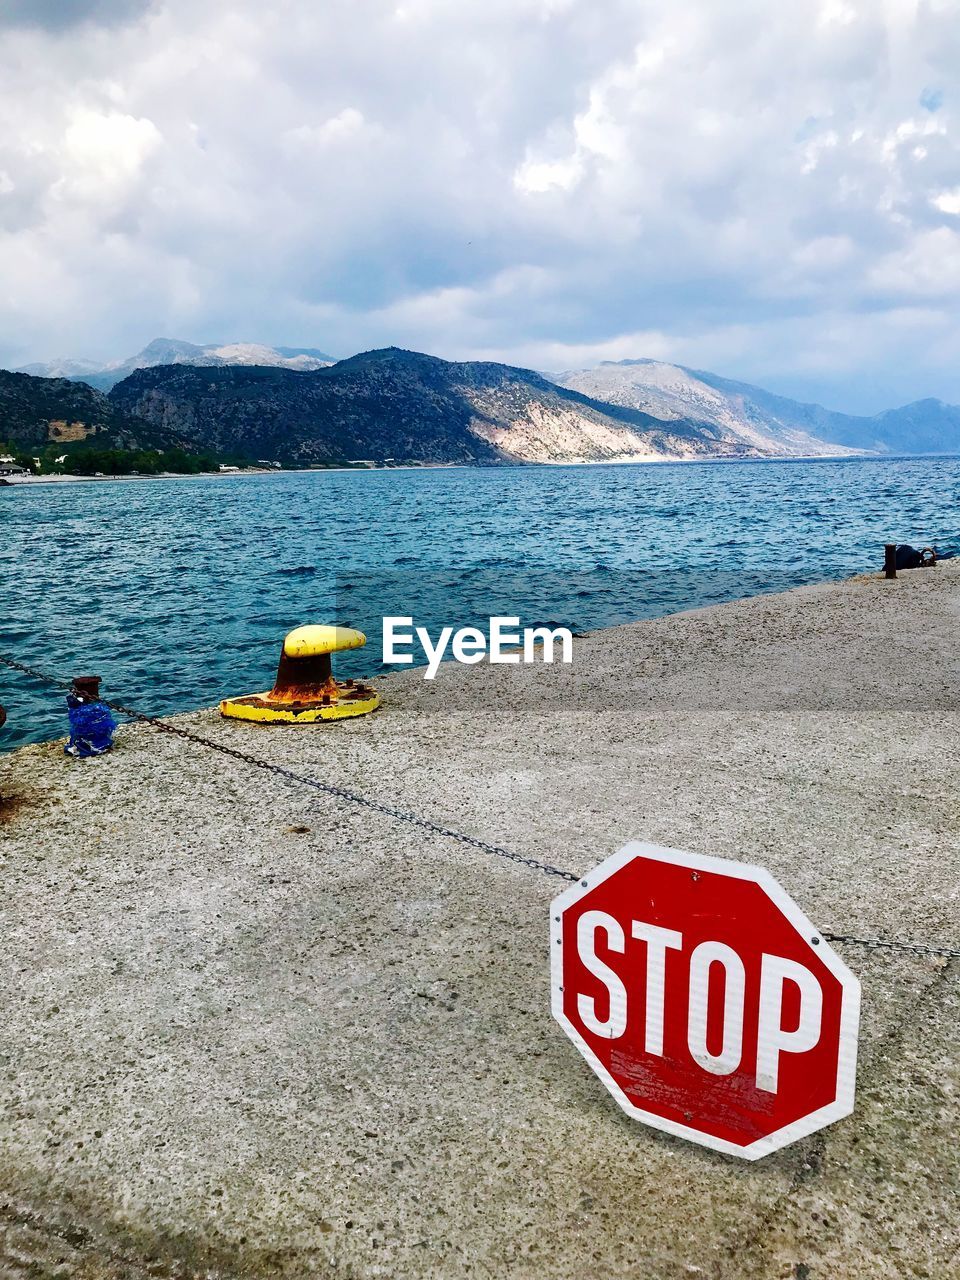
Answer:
[[220, 625, 380, 723]]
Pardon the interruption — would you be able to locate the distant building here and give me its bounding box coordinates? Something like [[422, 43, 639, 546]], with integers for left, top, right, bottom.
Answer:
[[219, 464, 241, 473], [0, 463, 28, 476]]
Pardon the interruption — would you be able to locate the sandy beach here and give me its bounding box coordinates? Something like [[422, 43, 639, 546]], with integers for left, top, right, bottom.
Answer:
[[1, 563, 957, 1278]]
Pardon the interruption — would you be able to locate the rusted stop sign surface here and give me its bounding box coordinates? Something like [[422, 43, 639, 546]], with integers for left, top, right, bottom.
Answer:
[[551, 842, 860, 1159]]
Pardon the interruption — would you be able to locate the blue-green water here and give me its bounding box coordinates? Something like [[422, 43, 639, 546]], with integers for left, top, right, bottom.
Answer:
[[1, 456, 957, 749]]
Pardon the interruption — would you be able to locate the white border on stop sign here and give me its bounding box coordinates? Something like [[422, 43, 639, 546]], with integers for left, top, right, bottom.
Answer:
[[550, 840, 861, 1161]]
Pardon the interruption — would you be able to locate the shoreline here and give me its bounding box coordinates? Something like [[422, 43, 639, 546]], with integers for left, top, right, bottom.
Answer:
[[1, 562, 958, 1276], [0, 461, 470, 486], [7, 449, 940, 489]]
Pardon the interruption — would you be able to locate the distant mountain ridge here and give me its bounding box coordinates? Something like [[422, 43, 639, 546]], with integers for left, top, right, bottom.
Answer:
[[553, 359, 960, 455], [5, 342, 960, 465], [17, 338, 335, 392], [108, 347, 767, 466]]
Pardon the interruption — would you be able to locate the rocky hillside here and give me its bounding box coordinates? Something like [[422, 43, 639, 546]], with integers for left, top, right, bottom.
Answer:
[[554, 360, 960, 455], [18, 338, 335, 392], [0, 369, 184, 454], [553, 361, 864, 457], [107, 347, 762, 466]]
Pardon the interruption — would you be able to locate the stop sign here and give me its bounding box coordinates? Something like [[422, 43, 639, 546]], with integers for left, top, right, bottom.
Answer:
[[551, 842, 860, 1159]]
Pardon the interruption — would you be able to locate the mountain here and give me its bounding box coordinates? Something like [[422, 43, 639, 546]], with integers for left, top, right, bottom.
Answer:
[[14, 357, 105, 382], [16, 338, 335, 392], [848, 398, 960, 454], [552, 360, 960, 455], [108, 347, 769, 466], [0, 368, 194, 455], [10, 346, 957, 467], [552, 361, 865, 457]]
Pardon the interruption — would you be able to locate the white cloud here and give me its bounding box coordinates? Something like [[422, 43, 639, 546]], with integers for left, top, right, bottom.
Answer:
[[284, 109, 371, 151], [52, 108, 162, 204], [514, 155, 583, 194], [0, 0, 959, 410], [818, 0, 857, 28], [869, 227, 960, 298], [932, 187, 960, 214]]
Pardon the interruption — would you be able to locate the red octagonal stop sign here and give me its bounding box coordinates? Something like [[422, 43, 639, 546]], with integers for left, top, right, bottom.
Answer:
[[552, 842, 860, 1159]]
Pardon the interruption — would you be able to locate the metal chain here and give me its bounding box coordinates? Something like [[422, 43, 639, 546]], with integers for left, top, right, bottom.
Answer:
[[0, 656, 72, 690], [110, 704, 579, 882], [0, 653, 577, 884], [4, 652, 960, 956], [820, 932, 960, 960]]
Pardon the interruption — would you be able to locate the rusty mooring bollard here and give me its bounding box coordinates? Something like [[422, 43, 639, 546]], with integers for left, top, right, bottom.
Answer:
[[884, 544, 897, 579], [220, 625, 380, 723]]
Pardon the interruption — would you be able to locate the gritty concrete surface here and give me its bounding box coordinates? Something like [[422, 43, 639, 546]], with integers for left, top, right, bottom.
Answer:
[[0, 564, 958, 1279]]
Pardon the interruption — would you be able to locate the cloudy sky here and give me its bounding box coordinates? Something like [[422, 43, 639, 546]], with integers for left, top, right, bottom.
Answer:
[[1, 0, 959, 411]]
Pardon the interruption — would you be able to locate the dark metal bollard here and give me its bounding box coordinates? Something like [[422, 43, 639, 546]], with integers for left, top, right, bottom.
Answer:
[[884, 544, 897, 579], [72, 675, 103, 701]]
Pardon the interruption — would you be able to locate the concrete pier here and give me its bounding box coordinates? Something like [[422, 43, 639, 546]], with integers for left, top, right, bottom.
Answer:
[[1, 563, 958, 1278]]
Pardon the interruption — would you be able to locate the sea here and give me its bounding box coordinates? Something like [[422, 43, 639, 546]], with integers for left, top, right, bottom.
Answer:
[[2, 455, 958, 749]]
